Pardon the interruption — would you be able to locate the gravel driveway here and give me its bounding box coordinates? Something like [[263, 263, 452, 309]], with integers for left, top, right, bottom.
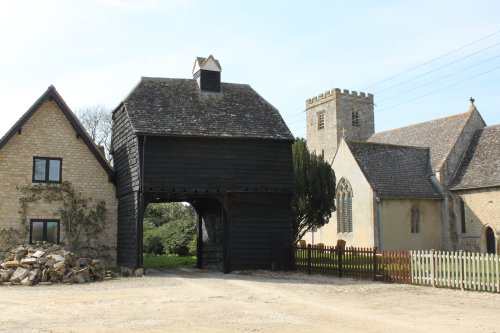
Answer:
[[0, 267, 498, 333]]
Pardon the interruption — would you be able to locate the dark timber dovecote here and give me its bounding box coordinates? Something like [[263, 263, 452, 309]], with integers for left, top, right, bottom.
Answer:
[[112, 55, 295, 272]]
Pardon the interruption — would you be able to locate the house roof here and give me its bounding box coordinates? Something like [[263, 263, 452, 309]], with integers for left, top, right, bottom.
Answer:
[[451, 124, 500, 190], [0, 85, 115, 181], [368, 109, 482, 172], [347, 141, 443, 199], [118, 77, 294, 140]]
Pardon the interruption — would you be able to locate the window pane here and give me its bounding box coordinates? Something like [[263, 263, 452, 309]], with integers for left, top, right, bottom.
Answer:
[[34, 159, 46, 181], [46, 222, 58, 244], [48, 159, 61, 181], [32, 222, 44, 243]]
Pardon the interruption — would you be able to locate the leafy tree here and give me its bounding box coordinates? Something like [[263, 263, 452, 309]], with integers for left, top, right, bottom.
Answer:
[[291, 138, 336, 243], [143, 202, 196, 227], [76, 105, 113, 163], [142, 203, 197, 256]]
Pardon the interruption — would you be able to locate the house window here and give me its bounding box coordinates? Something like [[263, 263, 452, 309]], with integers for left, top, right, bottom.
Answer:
[[352, 109, 359, 127], [411, 207, 420, 233], [30, 220, 60, 244], [459, 198, 466, 233], [33, 157, 62, 183], [336, 178, 353, 233], [317, 111, 325, 130]]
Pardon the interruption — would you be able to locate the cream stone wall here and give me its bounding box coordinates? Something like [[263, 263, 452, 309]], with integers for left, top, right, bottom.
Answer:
[[0, 100, 117, 265], [453, 188, 500, 254], [303, 139, 376, 247], [378, 199, 443, 251]]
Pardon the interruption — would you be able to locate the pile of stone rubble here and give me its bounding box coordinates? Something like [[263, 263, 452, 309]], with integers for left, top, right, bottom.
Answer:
[[0, 243, 111, 286]]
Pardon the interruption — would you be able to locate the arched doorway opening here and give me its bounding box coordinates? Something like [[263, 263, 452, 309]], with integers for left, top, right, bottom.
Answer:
[[485, 227, 496, 254], [143, 195, 227, 271]]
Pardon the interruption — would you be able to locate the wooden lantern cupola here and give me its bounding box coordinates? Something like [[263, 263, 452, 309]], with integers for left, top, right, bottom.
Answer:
[[192, 55, 222, 93]]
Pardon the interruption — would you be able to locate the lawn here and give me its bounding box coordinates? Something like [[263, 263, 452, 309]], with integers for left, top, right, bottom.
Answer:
[[143, 254, 197, 269]]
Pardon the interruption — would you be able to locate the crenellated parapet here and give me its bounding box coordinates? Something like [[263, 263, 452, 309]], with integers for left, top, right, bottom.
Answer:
[[306, 88, 373, 107]]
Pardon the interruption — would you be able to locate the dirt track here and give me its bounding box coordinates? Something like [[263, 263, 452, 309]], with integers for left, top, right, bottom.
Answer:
[[0, 267, 498, 333]]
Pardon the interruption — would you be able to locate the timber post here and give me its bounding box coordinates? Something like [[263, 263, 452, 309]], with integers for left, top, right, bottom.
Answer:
[[307, 244, 312, 275], [430, 249, 435, 287]]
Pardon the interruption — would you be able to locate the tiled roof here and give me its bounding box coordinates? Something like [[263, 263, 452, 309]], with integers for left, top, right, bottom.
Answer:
[[347, 141, 443, 199], [120, 77, 293, 140], [368, 111, 475, 172], [451, 124, 500, 190]]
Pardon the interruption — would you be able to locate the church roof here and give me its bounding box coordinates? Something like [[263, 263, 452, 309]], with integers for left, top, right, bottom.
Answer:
[[118, 77, 293, 140], [368, 110, 480, 172], [347, 141, 443, 199], [451, 124, 500, 190]]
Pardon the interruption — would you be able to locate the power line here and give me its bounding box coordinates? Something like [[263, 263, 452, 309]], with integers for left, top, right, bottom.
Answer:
[[372, 65, 500, 115], [363, 29, 500, 90], [373, 42, 500, 94], [286, 43, 500, 124], [377, 53, 500, 103], [288, 64, 500, 129], [284, 42, 500, 122], [285, 31, 500, 130]]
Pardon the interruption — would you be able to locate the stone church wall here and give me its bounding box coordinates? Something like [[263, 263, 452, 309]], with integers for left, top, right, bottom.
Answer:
[[452, 188, 500, 254], [303, 140, 375, 247], [378, 199, 443, 251]]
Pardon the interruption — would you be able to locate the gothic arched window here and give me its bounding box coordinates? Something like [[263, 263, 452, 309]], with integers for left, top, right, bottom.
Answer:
[[336, 178, 353, 233]]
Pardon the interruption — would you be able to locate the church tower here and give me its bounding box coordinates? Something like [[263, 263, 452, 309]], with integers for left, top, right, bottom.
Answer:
[[305, 88, 374, 163]]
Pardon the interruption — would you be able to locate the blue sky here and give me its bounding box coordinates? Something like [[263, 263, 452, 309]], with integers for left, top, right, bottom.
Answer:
[[1, 0, 499, 138]]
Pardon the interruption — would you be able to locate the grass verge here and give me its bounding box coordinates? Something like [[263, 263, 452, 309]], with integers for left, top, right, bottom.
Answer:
[[143, 254, 197, 269]]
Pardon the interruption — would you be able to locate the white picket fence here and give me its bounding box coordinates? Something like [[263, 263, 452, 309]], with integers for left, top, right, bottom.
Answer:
[[410, 250, 500, 292]]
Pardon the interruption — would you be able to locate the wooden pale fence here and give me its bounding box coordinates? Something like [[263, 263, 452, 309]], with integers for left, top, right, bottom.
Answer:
[[294, 244, 378, 279], [379, 251, 411, 284], [410, 250, 500, 292], [294, 246, 500, 293]]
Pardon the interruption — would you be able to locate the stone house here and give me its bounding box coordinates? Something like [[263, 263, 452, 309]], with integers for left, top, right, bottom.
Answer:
[[304, 88, 498, 253], [0, 86, 117, 264]]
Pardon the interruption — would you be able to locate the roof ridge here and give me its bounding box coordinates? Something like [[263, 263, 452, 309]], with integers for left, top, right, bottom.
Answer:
[[348, 140, 430, 150], [371, 110, 471, 137], [139, 76, 248, 87]]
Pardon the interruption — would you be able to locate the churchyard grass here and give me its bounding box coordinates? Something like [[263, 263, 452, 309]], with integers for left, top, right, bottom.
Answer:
[[143, 254, 197, 269]]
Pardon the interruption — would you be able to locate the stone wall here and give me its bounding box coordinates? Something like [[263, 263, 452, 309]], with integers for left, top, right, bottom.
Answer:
[[0, 100, 117, 265], [378, 199, 443, 251], [305, 88, 374, 164], [452, 187, 500, 254], [303, 139, 376, 247]]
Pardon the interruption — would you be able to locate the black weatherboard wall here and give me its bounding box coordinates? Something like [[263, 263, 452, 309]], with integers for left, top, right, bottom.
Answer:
[[111, 56, 295, 271]]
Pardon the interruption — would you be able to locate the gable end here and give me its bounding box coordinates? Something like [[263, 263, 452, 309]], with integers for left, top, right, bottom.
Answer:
[[0, 85, 115, 182]]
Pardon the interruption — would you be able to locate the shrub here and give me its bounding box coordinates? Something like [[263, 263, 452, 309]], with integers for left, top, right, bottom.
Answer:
[[159, 219, 196, 256], [142, 203, 197, 256], [143, 222, 164, 255]]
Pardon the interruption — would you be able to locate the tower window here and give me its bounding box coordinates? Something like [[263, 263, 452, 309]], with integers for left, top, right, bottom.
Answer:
[[317, 111, 325, 130], [352, 109, 359, 127]]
